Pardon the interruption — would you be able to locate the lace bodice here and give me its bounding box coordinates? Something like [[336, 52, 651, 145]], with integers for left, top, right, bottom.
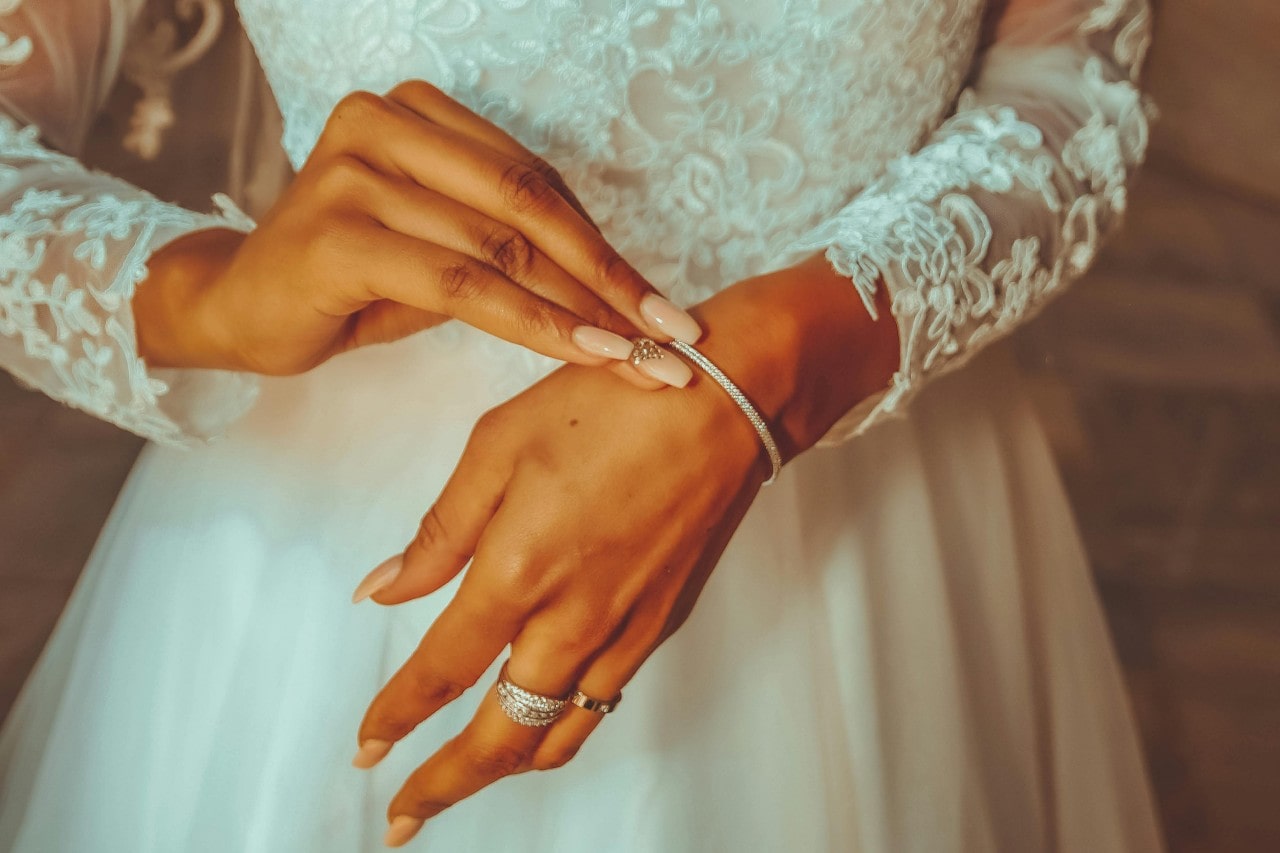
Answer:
[[0, 0, 1152, 446], [239, 0, 981, 304]]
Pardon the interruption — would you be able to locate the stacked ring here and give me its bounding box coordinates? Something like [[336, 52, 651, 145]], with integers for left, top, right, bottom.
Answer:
[[570, 689, 621, 715], [495, 661, 568, 727]]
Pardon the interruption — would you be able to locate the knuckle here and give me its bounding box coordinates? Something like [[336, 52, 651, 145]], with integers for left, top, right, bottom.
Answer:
[[581, 304, 623, 335], [528, 156, 564, 188], [332, 90, 388, 126], [412, 506, 451, 552], [634, 612, 672, 654], [479, 226, 535, 279], [515, 295, 561, 340], [498, 163, 556, 214], [314, 154, 370, 203], [320, 91, 393, 154], [474, 550, 550, 613], [556, 601, 623, 652], [532, 745, 579, 772], [466, 740, 530, 779], [439, 258, 490, 301], [469, 406, 509, 445], [388, 79, 440, 102], [595, 250, 642, 297], [409, 668, 471, 708], [398, 797, 449, 821], [497, 552, 545, 599]]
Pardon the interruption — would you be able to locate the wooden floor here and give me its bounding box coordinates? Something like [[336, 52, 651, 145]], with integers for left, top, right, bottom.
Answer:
[[2, 2, 1278, 850]]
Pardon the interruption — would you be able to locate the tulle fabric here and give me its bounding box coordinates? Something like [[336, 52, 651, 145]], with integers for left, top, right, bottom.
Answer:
[[0, 326, 1162, 852]]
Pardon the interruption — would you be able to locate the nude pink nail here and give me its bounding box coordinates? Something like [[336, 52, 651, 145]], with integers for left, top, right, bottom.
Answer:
[[571, 326, 633, 360], [352, 738, 393, 769], [640, 294, 702, 344], [385, 815, 426, 847], [352, 555, 403, 603], [635, 348, 693, 388]]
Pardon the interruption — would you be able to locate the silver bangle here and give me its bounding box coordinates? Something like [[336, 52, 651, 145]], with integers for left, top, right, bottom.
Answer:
[[668, 340, 783, 485]]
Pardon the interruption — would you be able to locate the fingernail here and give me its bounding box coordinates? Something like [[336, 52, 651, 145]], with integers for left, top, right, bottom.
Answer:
[[352, 738, 393, 769], [352, 555, 403, 604], [640, 294, 702, 344], [634, 347, 693, 388], [385, 815, 425, 847], [571, 326, 633, 360]]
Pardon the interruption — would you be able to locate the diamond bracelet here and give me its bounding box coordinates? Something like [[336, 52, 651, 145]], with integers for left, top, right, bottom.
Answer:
[[668, 340, 783, 485]]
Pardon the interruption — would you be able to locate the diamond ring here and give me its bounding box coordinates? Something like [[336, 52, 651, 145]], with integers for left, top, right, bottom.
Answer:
[[495, 661, 568, 727]]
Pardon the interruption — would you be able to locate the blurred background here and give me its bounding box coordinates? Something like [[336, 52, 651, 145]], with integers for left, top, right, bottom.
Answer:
[[1, 1, 1277, 850]]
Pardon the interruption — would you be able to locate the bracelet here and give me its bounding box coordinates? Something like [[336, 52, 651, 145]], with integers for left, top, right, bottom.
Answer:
[[667, 340, 783, 485]]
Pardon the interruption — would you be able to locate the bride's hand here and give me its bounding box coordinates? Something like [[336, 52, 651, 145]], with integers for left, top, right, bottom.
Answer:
[[349, 255, 900, 846], [132, 81, 701, 386]]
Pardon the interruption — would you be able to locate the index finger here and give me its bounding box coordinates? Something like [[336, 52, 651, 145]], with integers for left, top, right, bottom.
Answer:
[[385, 80, 601, 231], [356, 98, 703, 346]]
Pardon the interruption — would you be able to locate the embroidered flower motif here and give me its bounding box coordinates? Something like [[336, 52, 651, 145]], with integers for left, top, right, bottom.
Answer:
[[0, 117, 258, 446], [0, 0, 32, 67], [239, 0, 985, 305], [3, 0, 1152, 448], [780, 0, 1152, 444]]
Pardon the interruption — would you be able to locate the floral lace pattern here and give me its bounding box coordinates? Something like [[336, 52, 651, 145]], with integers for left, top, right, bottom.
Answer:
[[783, 0, 1153, 442], [237, 0, 983, 305], [237, 0, 1151, 442], [1, 0, 1153, 447], [0, 117, 258, 446]]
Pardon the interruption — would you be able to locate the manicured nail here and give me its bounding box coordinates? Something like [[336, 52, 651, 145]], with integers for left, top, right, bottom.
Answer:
[[352, 555, 403, 603], [571, 326, 633, 360], [352, 738, 393, 769], [640, 294, 702, 344], [385, 815, 425, 847], [634, 347, 693, 388]]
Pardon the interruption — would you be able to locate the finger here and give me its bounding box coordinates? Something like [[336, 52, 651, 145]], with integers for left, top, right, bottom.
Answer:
[[531, 526, 737, 774], [338, 301, 664, 391], [357, 495, 570, 764], [354, 578, 523, 767], [357, 102, 703, 345], [382, 686, 541, 847], [528, 611, 648, 773], [360, 229, 682, 379], [356, 173, 668, 390], [385, 80, 602, 232], [360, 411, 512, 607], [359, 174, 631, 340], [385, 641, 591, 843]]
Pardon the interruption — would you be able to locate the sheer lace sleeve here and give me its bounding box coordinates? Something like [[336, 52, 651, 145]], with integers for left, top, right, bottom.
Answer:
[[783, 0, 1153, 443], [0, 0, 257, 447]]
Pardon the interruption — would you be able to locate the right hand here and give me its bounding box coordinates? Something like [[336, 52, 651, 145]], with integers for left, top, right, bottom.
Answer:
[[134, 81, 701, 387]]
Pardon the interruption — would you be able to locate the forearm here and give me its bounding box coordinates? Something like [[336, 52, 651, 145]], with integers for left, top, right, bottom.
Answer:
[[688, 253, 899, 461]]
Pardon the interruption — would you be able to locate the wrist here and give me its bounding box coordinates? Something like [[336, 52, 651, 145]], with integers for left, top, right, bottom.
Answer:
[[689, 252, 899, 457], [134, 228, 247, 371]]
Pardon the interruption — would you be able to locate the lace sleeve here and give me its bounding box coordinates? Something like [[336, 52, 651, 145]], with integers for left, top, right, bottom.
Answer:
[[0, 0, 258, 448], [783, 0, 1153, 443]]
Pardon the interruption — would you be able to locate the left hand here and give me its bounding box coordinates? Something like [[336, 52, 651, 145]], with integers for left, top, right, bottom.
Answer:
[[350, 255, 899, 846]]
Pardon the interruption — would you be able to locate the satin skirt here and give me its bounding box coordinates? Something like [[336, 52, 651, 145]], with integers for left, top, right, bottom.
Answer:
[[0, 323, 1164, 852]]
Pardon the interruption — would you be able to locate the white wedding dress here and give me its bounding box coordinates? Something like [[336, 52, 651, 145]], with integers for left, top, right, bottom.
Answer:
[[0, 0, 1163, 850]]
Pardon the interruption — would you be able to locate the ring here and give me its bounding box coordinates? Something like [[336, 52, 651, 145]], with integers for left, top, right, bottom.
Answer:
[[495, 661, 568, 727], [628, 337, 664, 367], [570, 689, 621, 715]]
